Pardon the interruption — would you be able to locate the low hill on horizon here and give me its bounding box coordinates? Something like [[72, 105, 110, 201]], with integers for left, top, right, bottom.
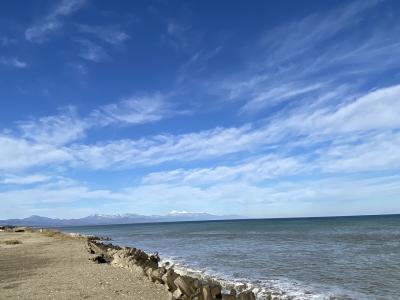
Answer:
[[0, 212, 245, 227]]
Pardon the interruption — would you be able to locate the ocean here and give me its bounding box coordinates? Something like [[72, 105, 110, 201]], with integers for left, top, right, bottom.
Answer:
[[62, 214, 400, 300]]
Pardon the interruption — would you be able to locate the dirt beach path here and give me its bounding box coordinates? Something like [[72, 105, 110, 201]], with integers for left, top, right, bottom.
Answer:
[[0, 231, 169, 300]]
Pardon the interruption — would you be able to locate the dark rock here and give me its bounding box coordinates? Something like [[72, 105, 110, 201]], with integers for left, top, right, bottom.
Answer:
[[150, 251, 160, 263], [92, 255, 108, 264], [87, 235, 112, 241], [210, 285, 222, 298]]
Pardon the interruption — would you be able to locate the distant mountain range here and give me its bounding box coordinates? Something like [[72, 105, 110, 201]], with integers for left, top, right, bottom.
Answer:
[[0, 211, 245, 227]]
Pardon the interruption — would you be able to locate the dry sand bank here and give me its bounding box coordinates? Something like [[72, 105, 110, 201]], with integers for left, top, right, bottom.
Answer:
[[0, 230, 169, 300]]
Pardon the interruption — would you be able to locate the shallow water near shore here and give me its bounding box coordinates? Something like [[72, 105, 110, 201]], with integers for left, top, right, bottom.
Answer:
[[62, 215, 400, 300]]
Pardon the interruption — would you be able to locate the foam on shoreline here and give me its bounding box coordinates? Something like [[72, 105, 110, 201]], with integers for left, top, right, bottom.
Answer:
[[158, 256, 371, 300]]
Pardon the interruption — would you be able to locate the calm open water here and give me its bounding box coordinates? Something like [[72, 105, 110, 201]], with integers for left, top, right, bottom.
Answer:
[[62, 215, 400, 299]]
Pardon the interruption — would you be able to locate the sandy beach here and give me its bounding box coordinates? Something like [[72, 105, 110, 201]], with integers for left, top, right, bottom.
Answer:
[[0, 230, 169, 300]]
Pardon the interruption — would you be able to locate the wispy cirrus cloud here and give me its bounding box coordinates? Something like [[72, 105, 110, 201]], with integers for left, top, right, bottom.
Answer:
[[76, 24, 130, 45], [25, 0, 86, 43], [2, 84, 399, 174], [71, 84, 400, 170], [272, 84, 400, 135], [209, 0, 400, 114], [10, 93, 177, 149], [0, 91, 184, 172], [1, 174, 52, 185], [165, 19, 191, 51], [75, 38, 109, 62], [70, 124, 266, 169], [0, 57, 27, 69], [319, 132, 400, 173], [142, 155, 303, 185], [90, 93, 183, 126], [17, 106, 88, 146]]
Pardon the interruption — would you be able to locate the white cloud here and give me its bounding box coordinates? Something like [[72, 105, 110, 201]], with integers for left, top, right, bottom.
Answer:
[[70, 124, 271, 169], [0, 182, 123, 212], [135, 175, 400, 217], [1, 84, 398, 175], [142, 155, 302, 185], [76, 38, 108, 62], [0, 57, 27, 69], [1, 174, 52, 185], [69, 84, 400, 170], [319, 85, 400, 133], [77, 24, 130, 45], [17, 107, 87, 146], [25, 20, 63, 43], [0, 135, 72, 171], [278, 84, 400, 135], [319, 132, 400, 173], [25, 0, 86, 43], [2, 174, 399, 219], [0, 94, 180, 172], [51, 0, 86, 16], [240, 82, 323, 113], [91, 93, 176, 125]]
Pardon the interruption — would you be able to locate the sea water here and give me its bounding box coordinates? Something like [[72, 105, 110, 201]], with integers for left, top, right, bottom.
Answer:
[[62, 215, 400, 299]]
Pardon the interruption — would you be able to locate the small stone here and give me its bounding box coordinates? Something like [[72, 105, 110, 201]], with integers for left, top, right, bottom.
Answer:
[[210, 285, 222, 298]]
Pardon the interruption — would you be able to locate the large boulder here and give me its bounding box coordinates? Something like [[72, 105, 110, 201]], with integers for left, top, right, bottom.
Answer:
[[151, 267, 167, 283], [162, 269, 179, 292], [174, 276, 195, 297], [210, 284, 222, 298]]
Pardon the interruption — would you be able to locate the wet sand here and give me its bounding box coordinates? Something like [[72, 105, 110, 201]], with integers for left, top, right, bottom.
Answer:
[[0, 230, 169, 300]]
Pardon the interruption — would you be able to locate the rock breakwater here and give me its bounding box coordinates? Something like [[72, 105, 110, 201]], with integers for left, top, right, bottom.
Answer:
[[87, 240, 258, 300]]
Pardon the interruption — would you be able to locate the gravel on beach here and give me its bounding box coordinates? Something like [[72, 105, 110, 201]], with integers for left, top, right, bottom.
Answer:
[[0, 231, 169, 300]]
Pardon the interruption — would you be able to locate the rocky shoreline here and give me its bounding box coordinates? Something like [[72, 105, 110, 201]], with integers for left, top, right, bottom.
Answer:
[[86, 239, 258, 300]]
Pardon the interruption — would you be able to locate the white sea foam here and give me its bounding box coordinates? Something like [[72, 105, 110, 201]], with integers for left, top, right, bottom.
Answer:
[[159, 256, 371, 300]]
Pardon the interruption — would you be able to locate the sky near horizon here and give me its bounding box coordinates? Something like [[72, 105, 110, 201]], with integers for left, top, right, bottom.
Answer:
[[1, 0, 400, 219]]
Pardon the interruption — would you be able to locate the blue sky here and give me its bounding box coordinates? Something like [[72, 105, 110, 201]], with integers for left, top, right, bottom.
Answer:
[[1, 0, 400, 219]]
